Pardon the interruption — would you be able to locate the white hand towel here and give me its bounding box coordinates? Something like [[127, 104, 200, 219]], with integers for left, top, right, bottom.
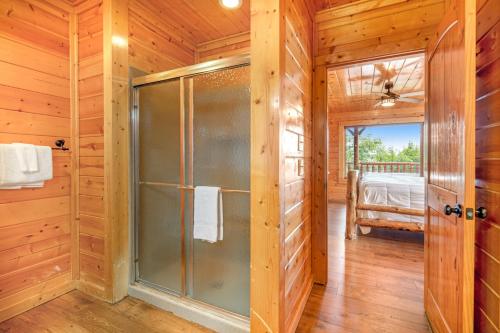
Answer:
[[193, 186, 223, 243], [0, 144, 52, 188], [12, 143, 39, 172]]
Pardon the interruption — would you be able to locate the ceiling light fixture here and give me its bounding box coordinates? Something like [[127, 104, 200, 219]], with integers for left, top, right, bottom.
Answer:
[[219, 0, 242, 9], [112, 35, 127, 48], [380, 97, 396, 107]]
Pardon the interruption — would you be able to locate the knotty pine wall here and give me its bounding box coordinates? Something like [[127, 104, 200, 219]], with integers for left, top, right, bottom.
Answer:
[[474, 0, 499, 331], [196, 32, 251, 63], [315, 0, 445, 68], [128, 0, 194, 73], [283, 0, 314, 331], [0, 0, 74, 321], [77, 0, 107, 299]]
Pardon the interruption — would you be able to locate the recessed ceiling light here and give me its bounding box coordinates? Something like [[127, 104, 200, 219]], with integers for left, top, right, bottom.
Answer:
[[219, 0, 242, 9], [112, 35, 127, 48]]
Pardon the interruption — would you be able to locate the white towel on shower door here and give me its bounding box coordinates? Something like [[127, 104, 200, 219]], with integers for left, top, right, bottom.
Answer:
[[193, 186, 223, 243]]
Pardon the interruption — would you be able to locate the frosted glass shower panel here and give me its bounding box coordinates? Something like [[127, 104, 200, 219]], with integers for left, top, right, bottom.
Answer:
[[191, 66, 250, 316], [138, 80, 180, 184], [192, 66, 250, 190], [136, 79, 182, 294]]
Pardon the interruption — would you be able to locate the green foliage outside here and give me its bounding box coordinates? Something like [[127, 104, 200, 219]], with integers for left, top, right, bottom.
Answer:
[[345, 130, 420, 165]]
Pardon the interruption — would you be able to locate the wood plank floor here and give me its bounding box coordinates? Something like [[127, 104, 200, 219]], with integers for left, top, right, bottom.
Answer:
[[296, 203, 430, 333], [0, 290, 213, 333], [1, 203, 428, 332]]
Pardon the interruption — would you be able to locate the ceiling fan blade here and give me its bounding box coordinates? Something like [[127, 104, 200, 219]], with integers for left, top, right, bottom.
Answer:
[[399, 91, 425, 97], [398, 97, 423, 104]]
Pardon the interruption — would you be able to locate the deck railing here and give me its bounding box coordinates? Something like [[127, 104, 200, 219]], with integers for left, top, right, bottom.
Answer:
[[347, 162, 421, 175]]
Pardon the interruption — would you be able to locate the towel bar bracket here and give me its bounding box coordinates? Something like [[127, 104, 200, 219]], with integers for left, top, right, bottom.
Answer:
[[52, 139, 69, 151]]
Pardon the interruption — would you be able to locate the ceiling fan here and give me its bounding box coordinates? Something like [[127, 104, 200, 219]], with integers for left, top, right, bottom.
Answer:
[[374, 81, 424, 107]]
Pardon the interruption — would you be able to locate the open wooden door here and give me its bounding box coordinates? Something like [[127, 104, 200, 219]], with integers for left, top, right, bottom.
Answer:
[[425, 0, 476, 331]]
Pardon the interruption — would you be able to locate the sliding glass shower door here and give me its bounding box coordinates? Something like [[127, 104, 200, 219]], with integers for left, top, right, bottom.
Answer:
[[132, 58, 250, 317]]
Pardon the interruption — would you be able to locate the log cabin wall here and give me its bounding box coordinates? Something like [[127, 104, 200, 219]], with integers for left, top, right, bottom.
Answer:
[[312, 0, 445, 202], [283, 0, 314, 331], [474, 0, 499, 331], [0, 0, 74, 321]]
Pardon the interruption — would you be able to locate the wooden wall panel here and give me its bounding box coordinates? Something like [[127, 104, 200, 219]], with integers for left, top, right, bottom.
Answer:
[[0, 0, 73, 322], [283, 0, 314, 332], [76, 0, 106, 299], [475, 0, 500, 331], [250, 0, 285, 331], [196, 32, 250, 63], [314, 0, 445, 67], [128, 0, 194, 73]]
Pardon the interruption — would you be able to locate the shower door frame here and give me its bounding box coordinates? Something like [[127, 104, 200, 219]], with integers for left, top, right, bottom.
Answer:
[[130, 54, 251, 315]]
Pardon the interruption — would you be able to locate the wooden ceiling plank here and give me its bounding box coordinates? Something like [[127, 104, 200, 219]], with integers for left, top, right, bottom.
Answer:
[[328, 55, 425, 114], [317, 0, 443, 31], [361, 63, 375, 97], [317, 2, 444, 49], [395, 57, 423, 92], [315, 0, 408, 23]]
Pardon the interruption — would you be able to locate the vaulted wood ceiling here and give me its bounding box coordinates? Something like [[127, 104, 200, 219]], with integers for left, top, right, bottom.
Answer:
[[327, 54, 425, 113]]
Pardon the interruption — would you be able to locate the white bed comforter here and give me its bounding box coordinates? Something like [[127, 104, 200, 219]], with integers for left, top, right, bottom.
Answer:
[[358, 173, 425, 223]]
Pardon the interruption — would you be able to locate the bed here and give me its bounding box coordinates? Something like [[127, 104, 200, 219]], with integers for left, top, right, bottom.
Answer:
[[345, 170, 425, 239]]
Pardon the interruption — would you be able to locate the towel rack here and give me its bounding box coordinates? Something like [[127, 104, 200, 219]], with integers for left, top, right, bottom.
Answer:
[[52, 139, 69, 151], [139, 181, 249, 194], [177, 185, 250, 194]]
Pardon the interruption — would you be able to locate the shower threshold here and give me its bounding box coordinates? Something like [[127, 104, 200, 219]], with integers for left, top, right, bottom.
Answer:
[[128, 283, 250, 333]]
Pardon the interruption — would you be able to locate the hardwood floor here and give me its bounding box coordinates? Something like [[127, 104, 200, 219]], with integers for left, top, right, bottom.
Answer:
[[297, 203, 430, 333], [0, 203, 428, 332], [0, 290, 213, 333]]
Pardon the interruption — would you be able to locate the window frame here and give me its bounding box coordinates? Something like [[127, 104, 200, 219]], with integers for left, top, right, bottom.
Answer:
[[338, 118, 424, 184]]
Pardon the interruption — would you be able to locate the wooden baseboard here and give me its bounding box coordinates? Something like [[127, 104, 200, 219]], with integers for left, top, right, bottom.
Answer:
[[286, 276, 314, 333], [0, 273, 75, 323]]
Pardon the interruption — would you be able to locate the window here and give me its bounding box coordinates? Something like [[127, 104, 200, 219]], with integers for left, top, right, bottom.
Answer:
[[343, 123, 423, 177]]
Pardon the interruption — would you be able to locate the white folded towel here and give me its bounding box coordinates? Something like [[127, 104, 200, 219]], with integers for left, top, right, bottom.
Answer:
[[193, 186, 223, 243], [0, 144, 53, 188], [12, 143, 38, 172]]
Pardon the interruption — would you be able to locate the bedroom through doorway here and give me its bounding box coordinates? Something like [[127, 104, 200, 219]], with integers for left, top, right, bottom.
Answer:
[[298, 53, 429, 331]]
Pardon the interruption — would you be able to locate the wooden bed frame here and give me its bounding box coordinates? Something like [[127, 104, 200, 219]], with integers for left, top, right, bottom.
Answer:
[[345, 170, 425, 240]]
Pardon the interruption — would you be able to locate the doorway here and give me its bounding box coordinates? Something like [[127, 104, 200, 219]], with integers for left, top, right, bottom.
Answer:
[[300, 53, 430, 331]]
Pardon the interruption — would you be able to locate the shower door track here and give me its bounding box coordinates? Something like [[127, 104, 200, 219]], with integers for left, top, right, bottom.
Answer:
[[130, 54, 251, 318]]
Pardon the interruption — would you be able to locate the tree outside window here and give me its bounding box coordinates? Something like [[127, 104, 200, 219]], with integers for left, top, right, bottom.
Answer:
[[345, 123, 422, 176]]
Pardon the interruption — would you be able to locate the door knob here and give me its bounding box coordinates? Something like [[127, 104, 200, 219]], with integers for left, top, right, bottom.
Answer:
[[475, 207, 488, 219], [444, 204, 463, 217]]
